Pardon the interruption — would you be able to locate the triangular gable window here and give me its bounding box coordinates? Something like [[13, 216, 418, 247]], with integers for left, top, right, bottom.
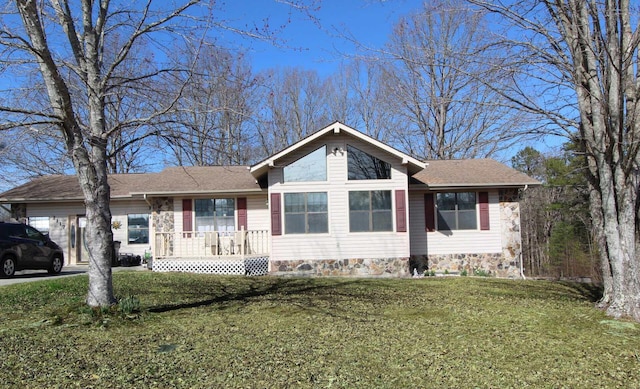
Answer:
[[283, 145, 327, 182], [347, 145, 391, 180]]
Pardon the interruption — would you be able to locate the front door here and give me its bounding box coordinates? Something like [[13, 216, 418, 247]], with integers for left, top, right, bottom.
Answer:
[[68, 216, 89, 265], [68, 216, 77, 264]]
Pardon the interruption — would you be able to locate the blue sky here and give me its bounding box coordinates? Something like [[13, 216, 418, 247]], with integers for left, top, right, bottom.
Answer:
[[216, 0, 421, 76], [219, 1, 567, 154]]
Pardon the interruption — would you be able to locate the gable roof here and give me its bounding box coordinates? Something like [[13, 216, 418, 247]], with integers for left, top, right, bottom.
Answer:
[[411, 159, 540, 189], [0, 124, 540, 203], [0, 166, 262, 203], [250, 121, 427, 178]]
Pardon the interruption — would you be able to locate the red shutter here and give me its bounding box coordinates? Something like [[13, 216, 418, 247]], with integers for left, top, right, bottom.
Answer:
[[182, 199, 192, 237], [479, 192, 490, 231], [270, 193, 282, 236], [395, 190, 407, 232], [237, 197, 247, 230], [424, 193, 435, 232]]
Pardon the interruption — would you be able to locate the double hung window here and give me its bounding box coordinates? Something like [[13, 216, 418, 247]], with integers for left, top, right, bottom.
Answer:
[[194, 198, 235, 232], [349, 190, 392, 232], [436, 192, 477, 230], [128, 214, 149, 244], [284, 192, 328, 234]]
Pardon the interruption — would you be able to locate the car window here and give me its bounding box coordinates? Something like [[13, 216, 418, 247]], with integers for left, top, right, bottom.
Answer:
[[7, 224, 27, 238], [25, 225, 45, 242]]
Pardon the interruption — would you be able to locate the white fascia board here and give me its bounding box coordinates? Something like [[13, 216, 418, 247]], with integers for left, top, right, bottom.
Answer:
[[408, 183, 537, 191], [250, 121, 426, 177], [250, 122, 340, 176]]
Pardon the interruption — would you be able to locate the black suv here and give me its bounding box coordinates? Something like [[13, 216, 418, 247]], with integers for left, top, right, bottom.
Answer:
[[0, 222, 64, 277]]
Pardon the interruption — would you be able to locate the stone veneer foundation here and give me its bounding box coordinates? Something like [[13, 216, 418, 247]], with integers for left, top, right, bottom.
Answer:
[[270, 257, 410, 277], [409, 253, 520, 278]]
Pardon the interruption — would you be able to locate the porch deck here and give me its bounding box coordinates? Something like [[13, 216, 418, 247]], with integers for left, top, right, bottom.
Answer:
[[151, 229, 270, 275]]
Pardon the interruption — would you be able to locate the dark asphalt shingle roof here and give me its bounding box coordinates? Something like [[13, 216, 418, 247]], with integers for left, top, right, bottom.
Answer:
[[0, 166, 261, 202], [412, 159, 540, 188]]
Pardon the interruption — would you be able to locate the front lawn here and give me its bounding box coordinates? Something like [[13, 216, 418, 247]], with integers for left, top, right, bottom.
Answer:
[[0, 272, 638, 388]]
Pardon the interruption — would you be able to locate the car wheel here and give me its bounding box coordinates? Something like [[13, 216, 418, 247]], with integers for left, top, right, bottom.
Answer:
[[48, 256, 63, 274], [1, 256, 16, 278]]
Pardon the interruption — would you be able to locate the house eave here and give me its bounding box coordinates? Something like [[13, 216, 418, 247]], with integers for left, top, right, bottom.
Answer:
[[0, 188, 267, 204], [131, 188, 266, 197], [0, 197, 84, 204], [409, 183, 538, 191]]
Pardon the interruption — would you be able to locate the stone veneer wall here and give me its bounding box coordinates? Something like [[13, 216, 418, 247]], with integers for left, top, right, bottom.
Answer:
[[499, 189, 522, 278], [409, 189, 524, 279], [152, 197, 174, 256], [11, 203, 26, 222], [152, 197, 174, 232], [270, 257, 410, 277], [410, 253, 519, 278]]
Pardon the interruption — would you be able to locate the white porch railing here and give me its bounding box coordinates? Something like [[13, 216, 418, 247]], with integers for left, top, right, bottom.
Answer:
[[153, 228, 270, 259]]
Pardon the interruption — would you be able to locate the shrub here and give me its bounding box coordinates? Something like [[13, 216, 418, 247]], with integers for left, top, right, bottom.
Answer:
[[473, 268, 491, 277], [118, 295, 141, 318]]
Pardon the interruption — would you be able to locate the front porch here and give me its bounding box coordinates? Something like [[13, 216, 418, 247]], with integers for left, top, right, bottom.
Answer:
[[151, 229, 270, 275]]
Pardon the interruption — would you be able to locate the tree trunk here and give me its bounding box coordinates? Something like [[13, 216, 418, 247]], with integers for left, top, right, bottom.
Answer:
[[16, 0, 116, 306], [586, 174, 612, 307], [77, 159, 116, 307]]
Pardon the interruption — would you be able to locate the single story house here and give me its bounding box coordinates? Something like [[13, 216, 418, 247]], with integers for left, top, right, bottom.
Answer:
[[0, 122, 539, 277]]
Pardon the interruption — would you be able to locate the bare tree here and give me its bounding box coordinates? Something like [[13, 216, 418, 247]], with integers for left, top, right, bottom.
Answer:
[[333, 60, 397, 142], [0, 0, 207, 306], [472, 0, 640, 320], [255, 67, 332, 155], [0, 0, 318, 307], [161, 45, 259, 166], [0, 37, 161, 178], [376, 0, 533, 159]]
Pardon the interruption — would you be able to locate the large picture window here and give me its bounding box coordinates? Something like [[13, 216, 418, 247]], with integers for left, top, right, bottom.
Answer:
[[194, 198, 235, 232], [128, 214, 149, 244], [349, 190, 392, 232], [284, 146, 327, 182], [436, 192, 477, 230], [284, 192, 328, 234], [347, 145, 391, 180]]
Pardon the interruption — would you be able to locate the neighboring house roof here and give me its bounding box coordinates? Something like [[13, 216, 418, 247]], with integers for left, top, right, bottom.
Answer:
[[0, 166, 262, 203], [411, 159, 540, 189], [250, 121, 427, 178]]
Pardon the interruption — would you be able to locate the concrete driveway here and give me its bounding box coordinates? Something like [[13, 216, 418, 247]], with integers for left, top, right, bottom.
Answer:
[[0, 265, 147, 287]]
